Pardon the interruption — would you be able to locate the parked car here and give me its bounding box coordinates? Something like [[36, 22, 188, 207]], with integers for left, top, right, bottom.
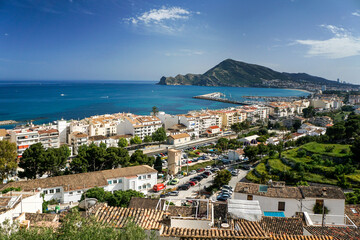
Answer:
[[189, 170, 197, 175], [197, 168, 205, 173], [188, 181, 196, 186], [203, 171, 211, 176], [178, 184, 190, 190], [217, 193, 231, 201], [192, 159, 199, 163], [205, 166, 211, 170], [187, 160, 192, 164], [200, 173, 208, 178], [168, 191, 179, 196], [221, 189, 233, 195], [176, 174, 184, 179], [169, 178, 179, 185], [194, 176, 203, 181], [222, 185, 233, 191], [189, 178, 199, 184], [231, 170, 238, 176], [211, 168, 220, 172]]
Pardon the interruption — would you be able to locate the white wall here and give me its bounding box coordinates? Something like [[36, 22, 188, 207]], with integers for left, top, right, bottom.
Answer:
[[170, 218, 212, 229], [234, 193, 301, 217]]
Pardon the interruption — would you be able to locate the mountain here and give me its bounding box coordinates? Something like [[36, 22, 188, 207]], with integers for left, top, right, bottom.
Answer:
[[158, 59, 355, 90]]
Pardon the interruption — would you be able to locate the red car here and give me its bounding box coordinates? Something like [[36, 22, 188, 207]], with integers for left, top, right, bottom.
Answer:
[[203, 171, 211, 176], [188, 181, 196, 186], [196, 152, 200, 155], [197, 168, 205, 173], [187, 160, 192, 164]]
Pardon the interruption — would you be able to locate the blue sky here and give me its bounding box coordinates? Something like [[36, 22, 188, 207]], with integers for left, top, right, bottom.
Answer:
[[1, 0, 360, 84]]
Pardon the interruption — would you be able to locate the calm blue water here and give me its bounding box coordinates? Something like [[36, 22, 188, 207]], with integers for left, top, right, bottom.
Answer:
[[0, 80, 308, 128]]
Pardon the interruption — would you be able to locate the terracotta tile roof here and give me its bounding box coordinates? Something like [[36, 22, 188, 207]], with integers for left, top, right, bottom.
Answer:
[[299, 186, 345, 199], [234, 183, 303, 199], [169, 133, 190, 139], [0, 165, 157, 192], [128, 197, 159, 209], [345, 205, 360, 227], [304, 226, 360, 240], [209, 125, 220, 129], [94, 205, 164, 230], [161, 226, 269, 239], [260, 217, 303, 235], [233, 219, 268, 237], [270, 234, 333, 240], [89, 135, 108, 141], [25, 213, 58, 223]]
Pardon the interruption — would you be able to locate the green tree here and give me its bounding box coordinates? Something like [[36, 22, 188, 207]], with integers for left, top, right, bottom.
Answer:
[[276, 141, 284, 158], [214, 169, 232, 187], [152, 106, 159, 116], [326, 123, 346, 142], [118, 138, 128, 148], [231, 123, 243, 134], [0, 140, 17, 181], [351, 137, 360, 163], [216, 138, 229, 151], [70, 145, 89, 173], [293, 120, 302, 131], [130, 136, 142, 145], [244, 146, 258, 162], [152, 127, 167, 145], [143, 135, 152, 143], [45, 145, 70, 177], [130, 150, 154, 166], [18, 143, 46, 179], [154, 156, 162, 173], [302, 106, 316, 118]]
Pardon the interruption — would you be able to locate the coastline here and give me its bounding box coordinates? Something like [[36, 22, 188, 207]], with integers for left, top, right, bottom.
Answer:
[[285, 88, 312, 94]]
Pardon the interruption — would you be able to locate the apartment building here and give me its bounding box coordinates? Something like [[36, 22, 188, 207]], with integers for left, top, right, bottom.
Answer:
[[38, 129, 60, 149], [117, 115, 162, 139], [68, 131, 89, 155]]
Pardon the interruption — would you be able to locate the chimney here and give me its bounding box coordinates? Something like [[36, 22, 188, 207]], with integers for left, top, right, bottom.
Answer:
[[244, 187, 249, 193]]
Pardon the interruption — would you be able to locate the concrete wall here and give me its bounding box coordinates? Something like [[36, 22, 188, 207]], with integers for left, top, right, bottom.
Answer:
[[170, 218, 212, 229]]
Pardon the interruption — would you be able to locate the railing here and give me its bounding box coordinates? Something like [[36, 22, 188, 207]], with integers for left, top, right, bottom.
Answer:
[[306, 213, 357, 227]]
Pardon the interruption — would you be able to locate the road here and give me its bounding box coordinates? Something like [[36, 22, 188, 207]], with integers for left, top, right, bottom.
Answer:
[[151, 166, 249, 206]]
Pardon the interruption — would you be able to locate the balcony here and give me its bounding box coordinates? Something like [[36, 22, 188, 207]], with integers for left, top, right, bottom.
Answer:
[[304, 212, 356, 227]]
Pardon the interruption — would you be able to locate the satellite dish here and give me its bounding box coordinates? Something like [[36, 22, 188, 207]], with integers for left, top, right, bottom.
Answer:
[[78, 198, 98, 210]]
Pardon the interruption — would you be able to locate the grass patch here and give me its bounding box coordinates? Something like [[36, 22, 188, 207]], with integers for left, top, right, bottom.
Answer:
[[301, 142, 351, 158], [267, 158, 292, 172], [302, 172, 337, 185], [254, 162, 268, 176], [246, 170, 261, 183], [181, 160, 214, 172], [282, 148, 313, 164]]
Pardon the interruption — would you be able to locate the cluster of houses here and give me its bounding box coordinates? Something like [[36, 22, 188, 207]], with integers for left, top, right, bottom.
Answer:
[[1, 170, 359, 240]]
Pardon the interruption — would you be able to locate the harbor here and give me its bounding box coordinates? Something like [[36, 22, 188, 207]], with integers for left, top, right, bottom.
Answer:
[[193, 92, 250, 105]]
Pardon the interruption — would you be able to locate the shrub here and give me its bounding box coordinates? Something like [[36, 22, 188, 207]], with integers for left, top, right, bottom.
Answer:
[[296, 149, 306, 158], [313, 203, 329, 214], [325, 146, 335, 152]]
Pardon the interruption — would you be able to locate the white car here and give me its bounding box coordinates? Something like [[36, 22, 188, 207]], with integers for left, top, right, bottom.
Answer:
[[205, 166, 211, 170], [189, 170, 197, 175]]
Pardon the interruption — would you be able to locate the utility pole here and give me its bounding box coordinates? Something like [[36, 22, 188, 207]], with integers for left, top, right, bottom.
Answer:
[[321, 202, 325, 227]]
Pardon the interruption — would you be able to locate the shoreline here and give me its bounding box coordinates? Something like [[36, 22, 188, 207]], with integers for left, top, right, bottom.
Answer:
[[285, 88, 312, 94]]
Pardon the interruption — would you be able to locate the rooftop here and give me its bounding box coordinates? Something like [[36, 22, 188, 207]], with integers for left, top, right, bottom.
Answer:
[[0, 165, 157, 192], [260, 217, 303, 235], [304, 226, 360, 240]]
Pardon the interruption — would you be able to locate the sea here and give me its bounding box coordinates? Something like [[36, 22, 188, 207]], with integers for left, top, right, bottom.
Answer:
[[0, 80, 309, 129]]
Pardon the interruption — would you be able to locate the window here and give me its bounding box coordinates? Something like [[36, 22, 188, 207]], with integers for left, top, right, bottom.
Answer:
[[69, 192, 73, 195], [138, 176, 141, 180], [108, 180, 112, 185], [113, 179, 118, 184], [147, 175, 151, 179], [147, 183, 151, 188], [278, 202, 285, 211], [118, 179, 122, 183], [138, 186, 141, 190], [43, 190, 48, 194], [49, 189, 54, 194], [56, 188, 60, 193], [77, 191, 81, 194], [143, 175, 146, 179], [247, 195, 253, 200]]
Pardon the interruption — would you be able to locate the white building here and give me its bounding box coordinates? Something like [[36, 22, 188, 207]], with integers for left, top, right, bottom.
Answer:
[[38, 129, 60, 149], [228, 149, 244, 161], [168, 133, 191, 145], [117, 115, 162, 139], [9, 129, 40, 157], [234, 182, 347, 226], [157, 112, 180, 130], [238, 135, 259, 146], [0, 191, 43, 225], [0, 165, 157, 204], [68, 131, 89, 155]]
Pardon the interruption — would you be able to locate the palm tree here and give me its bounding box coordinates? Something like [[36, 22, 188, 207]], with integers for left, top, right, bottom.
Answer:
[[152, 106, 159, 116]]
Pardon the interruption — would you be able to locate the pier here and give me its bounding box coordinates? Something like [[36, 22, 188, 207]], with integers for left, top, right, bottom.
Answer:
[[242, 95, 301, 102], [193, 92, 250, 105]]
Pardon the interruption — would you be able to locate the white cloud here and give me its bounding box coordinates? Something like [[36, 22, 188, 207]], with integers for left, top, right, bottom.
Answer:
[[165, 49, 204, 57], [4, 33, 8, 36], [295, 24, 360, 59], [352, 10, 360, 17], [125, 6, 197, 33]]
